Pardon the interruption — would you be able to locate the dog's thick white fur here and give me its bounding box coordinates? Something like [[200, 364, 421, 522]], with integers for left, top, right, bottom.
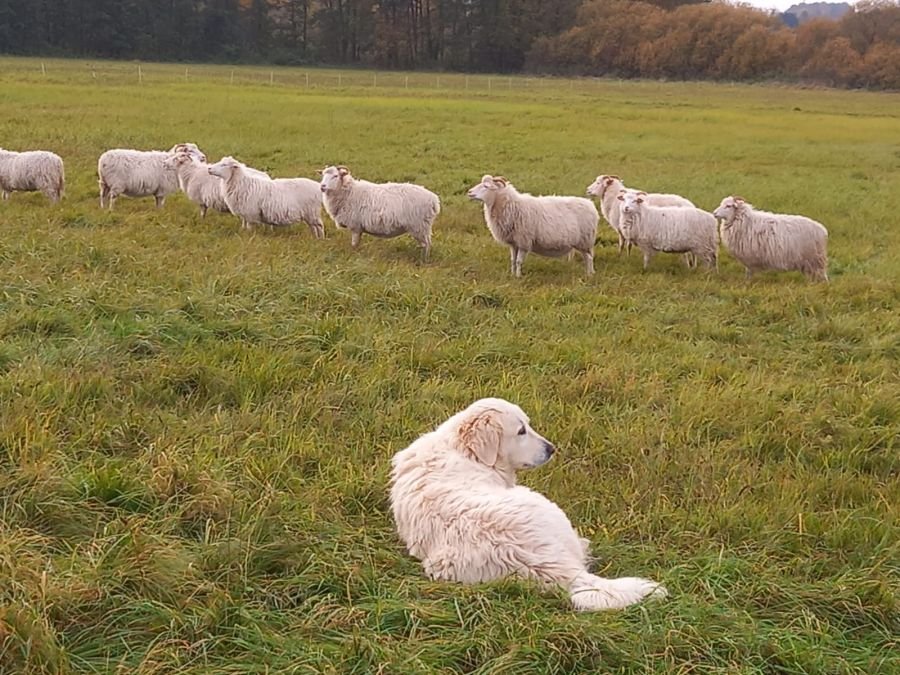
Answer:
[[390, 398, 667, 611]]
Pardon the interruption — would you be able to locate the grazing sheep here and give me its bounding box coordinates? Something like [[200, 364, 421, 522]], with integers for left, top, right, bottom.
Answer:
[[319, 165, 440, 260], [98, 143, 205, 210], [713, 196, 828, 282], [468, 174, 598, 277], [619, 190, 718, 271], [0, 149, 65, 203], [207, 156, 324, 238], [586, 174, 694, 256]]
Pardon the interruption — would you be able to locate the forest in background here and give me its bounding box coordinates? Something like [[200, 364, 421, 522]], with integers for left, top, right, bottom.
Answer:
[[0, 0, 898, 88]]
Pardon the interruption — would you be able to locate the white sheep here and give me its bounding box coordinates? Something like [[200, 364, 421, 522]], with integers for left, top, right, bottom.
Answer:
[[319, 165, 440, 260], [618, 190, 718, 271], [0, 149, 65, 203], [164, 152, 230, 218], [468, 174, 599, 277], [207, 156, 324, 238], [586, 174, 694, 256], [97, 143, 205, 210], [713, 196, 828, 282]]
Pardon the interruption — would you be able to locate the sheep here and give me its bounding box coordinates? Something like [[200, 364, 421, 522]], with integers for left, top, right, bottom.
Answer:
[[618, 190, 718, 271], [164, 151, 230, 218], [97, 143, 205, 210], [319, 165, 440, 260], [586, 174, 694, 256], [0, 148, 65, 203], [713, 196, 828, 282], [207, 156, 324, 238], [468, 174, 598, 277]]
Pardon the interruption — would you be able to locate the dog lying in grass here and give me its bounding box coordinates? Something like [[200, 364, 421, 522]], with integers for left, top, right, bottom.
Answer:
[[390, 397, 666, 611]]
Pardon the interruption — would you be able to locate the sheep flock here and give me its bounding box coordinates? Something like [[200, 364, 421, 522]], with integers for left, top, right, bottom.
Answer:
[[1, 143, 831, 282]]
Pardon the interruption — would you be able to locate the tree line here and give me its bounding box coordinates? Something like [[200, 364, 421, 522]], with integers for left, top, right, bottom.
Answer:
[[0, 0, 897, 88]]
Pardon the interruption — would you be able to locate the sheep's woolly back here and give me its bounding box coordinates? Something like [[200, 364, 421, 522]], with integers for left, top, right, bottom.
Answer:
[[484, 184, 598, 255], [323, 177, 440, 238], [720, 200, 828, 280], [98, 149, 179, 198], [220, 162, 322, 227], [0, 149, 65, 201], [621, 201, 718, 264]]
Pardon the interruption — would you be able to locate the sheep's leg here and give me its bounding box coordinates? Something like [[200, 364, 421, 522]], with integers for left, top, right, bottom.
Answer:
[[617, 232, 625, 254], [581, 250, 594, 276], [310, 221, 326, 239], [351, 230, 362, 249], [200, 205, 208, 219], [108, 193, 117, 210], [98, 181, 108, 208], [642, 250, 653, 270], [155, 194, 166, 209], [509, 246, 518, 275], [515, 249, 528, 278], [417, 234, 432, 262], [1, 190, 9, 201], [745, 267, 754, 279]]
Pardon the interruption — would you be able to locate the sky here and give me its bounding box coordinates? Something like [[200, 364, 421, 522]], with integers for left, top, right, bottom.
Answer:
[[729, 0, 850, 13]]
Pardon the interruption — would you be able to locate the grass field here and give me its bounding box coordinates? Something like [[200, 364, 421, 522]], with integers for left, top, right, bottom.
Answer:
[[0, 56, 898, 673]]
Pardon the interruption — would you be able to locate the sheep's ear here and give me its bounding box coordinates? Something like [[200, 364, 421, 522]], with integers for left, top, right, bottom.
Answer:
[[493, 176, 508, 186], [337, 165, 349, 176], [458, 409, 503, 467], [315, 169, 323, 176], [636, 197, 644, 204], [609, 175, 621, 182], [617, 194, 625, 201], [733, 195, 745, 203]]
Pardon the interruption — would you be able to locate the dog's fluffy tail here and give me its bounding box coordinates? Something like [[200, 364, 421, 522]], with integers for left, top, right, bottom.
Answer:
[[568, 572, 667, 611]]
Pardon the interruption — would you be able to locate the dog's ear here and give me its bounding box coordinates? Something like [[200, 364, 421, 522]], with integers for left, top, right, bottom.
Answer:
[[458, 409, 503, 466]]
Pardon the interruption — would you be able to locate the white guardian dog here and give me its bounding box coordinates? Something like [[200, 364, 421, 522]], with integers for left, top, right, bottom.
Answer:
[[389, 398, 667, 611]]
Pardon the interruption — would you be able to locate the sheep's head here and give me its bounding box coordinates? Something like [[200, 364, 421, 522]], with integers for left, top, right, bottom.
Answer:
[[713, 195, 745, 224], [207, 156, 240, 180], [618, 189, 646, 216], [586, 174, 621, 199], [319, 165, 351, 193], [467, 174, 509, 203], [163, 151, 197, 170], [169, 143, 207, 163]]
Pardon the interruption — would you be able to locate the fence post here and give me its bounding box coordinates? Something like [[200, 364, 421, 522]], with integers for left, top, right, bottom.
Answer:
[[41, 62, 46, 76], [436, 76, 440, 88], [184, 67, 188, 81], [405, 75, 409, 89], [488, 77, 492, 91], [138, 64, 143, 84], [270, 70, 274, 85], [373, 72, 377, 87], [305, 72, 309, 88], [230, 69, 235, 85], [338, 73, 342, 86], [465, 75, 469, 90]]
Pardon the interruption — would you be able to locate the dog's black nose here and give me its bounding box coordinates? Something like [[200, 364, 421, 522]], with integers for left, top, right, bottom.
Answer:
[[544, 442, 556, 456]]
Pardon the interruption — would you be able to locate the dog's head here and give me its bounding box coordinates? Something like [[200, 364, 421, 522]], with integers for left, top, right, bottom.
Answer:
[[455, 398, 556, 476]]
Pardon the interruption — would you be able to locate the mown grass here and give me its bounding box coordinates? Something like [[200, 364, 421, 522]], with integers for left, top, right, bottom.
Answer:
[[0, 57, 898, 673]]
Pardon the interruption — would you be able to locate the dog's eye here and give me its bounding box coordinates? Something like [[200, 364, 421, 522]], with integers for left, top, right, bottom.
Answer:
[[517, 426, 526, 435]]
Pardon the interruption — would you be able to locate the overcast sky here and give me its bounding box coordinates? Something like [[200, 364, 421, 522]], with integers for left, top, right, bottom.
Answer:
[[730, 0, 846, 12]]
